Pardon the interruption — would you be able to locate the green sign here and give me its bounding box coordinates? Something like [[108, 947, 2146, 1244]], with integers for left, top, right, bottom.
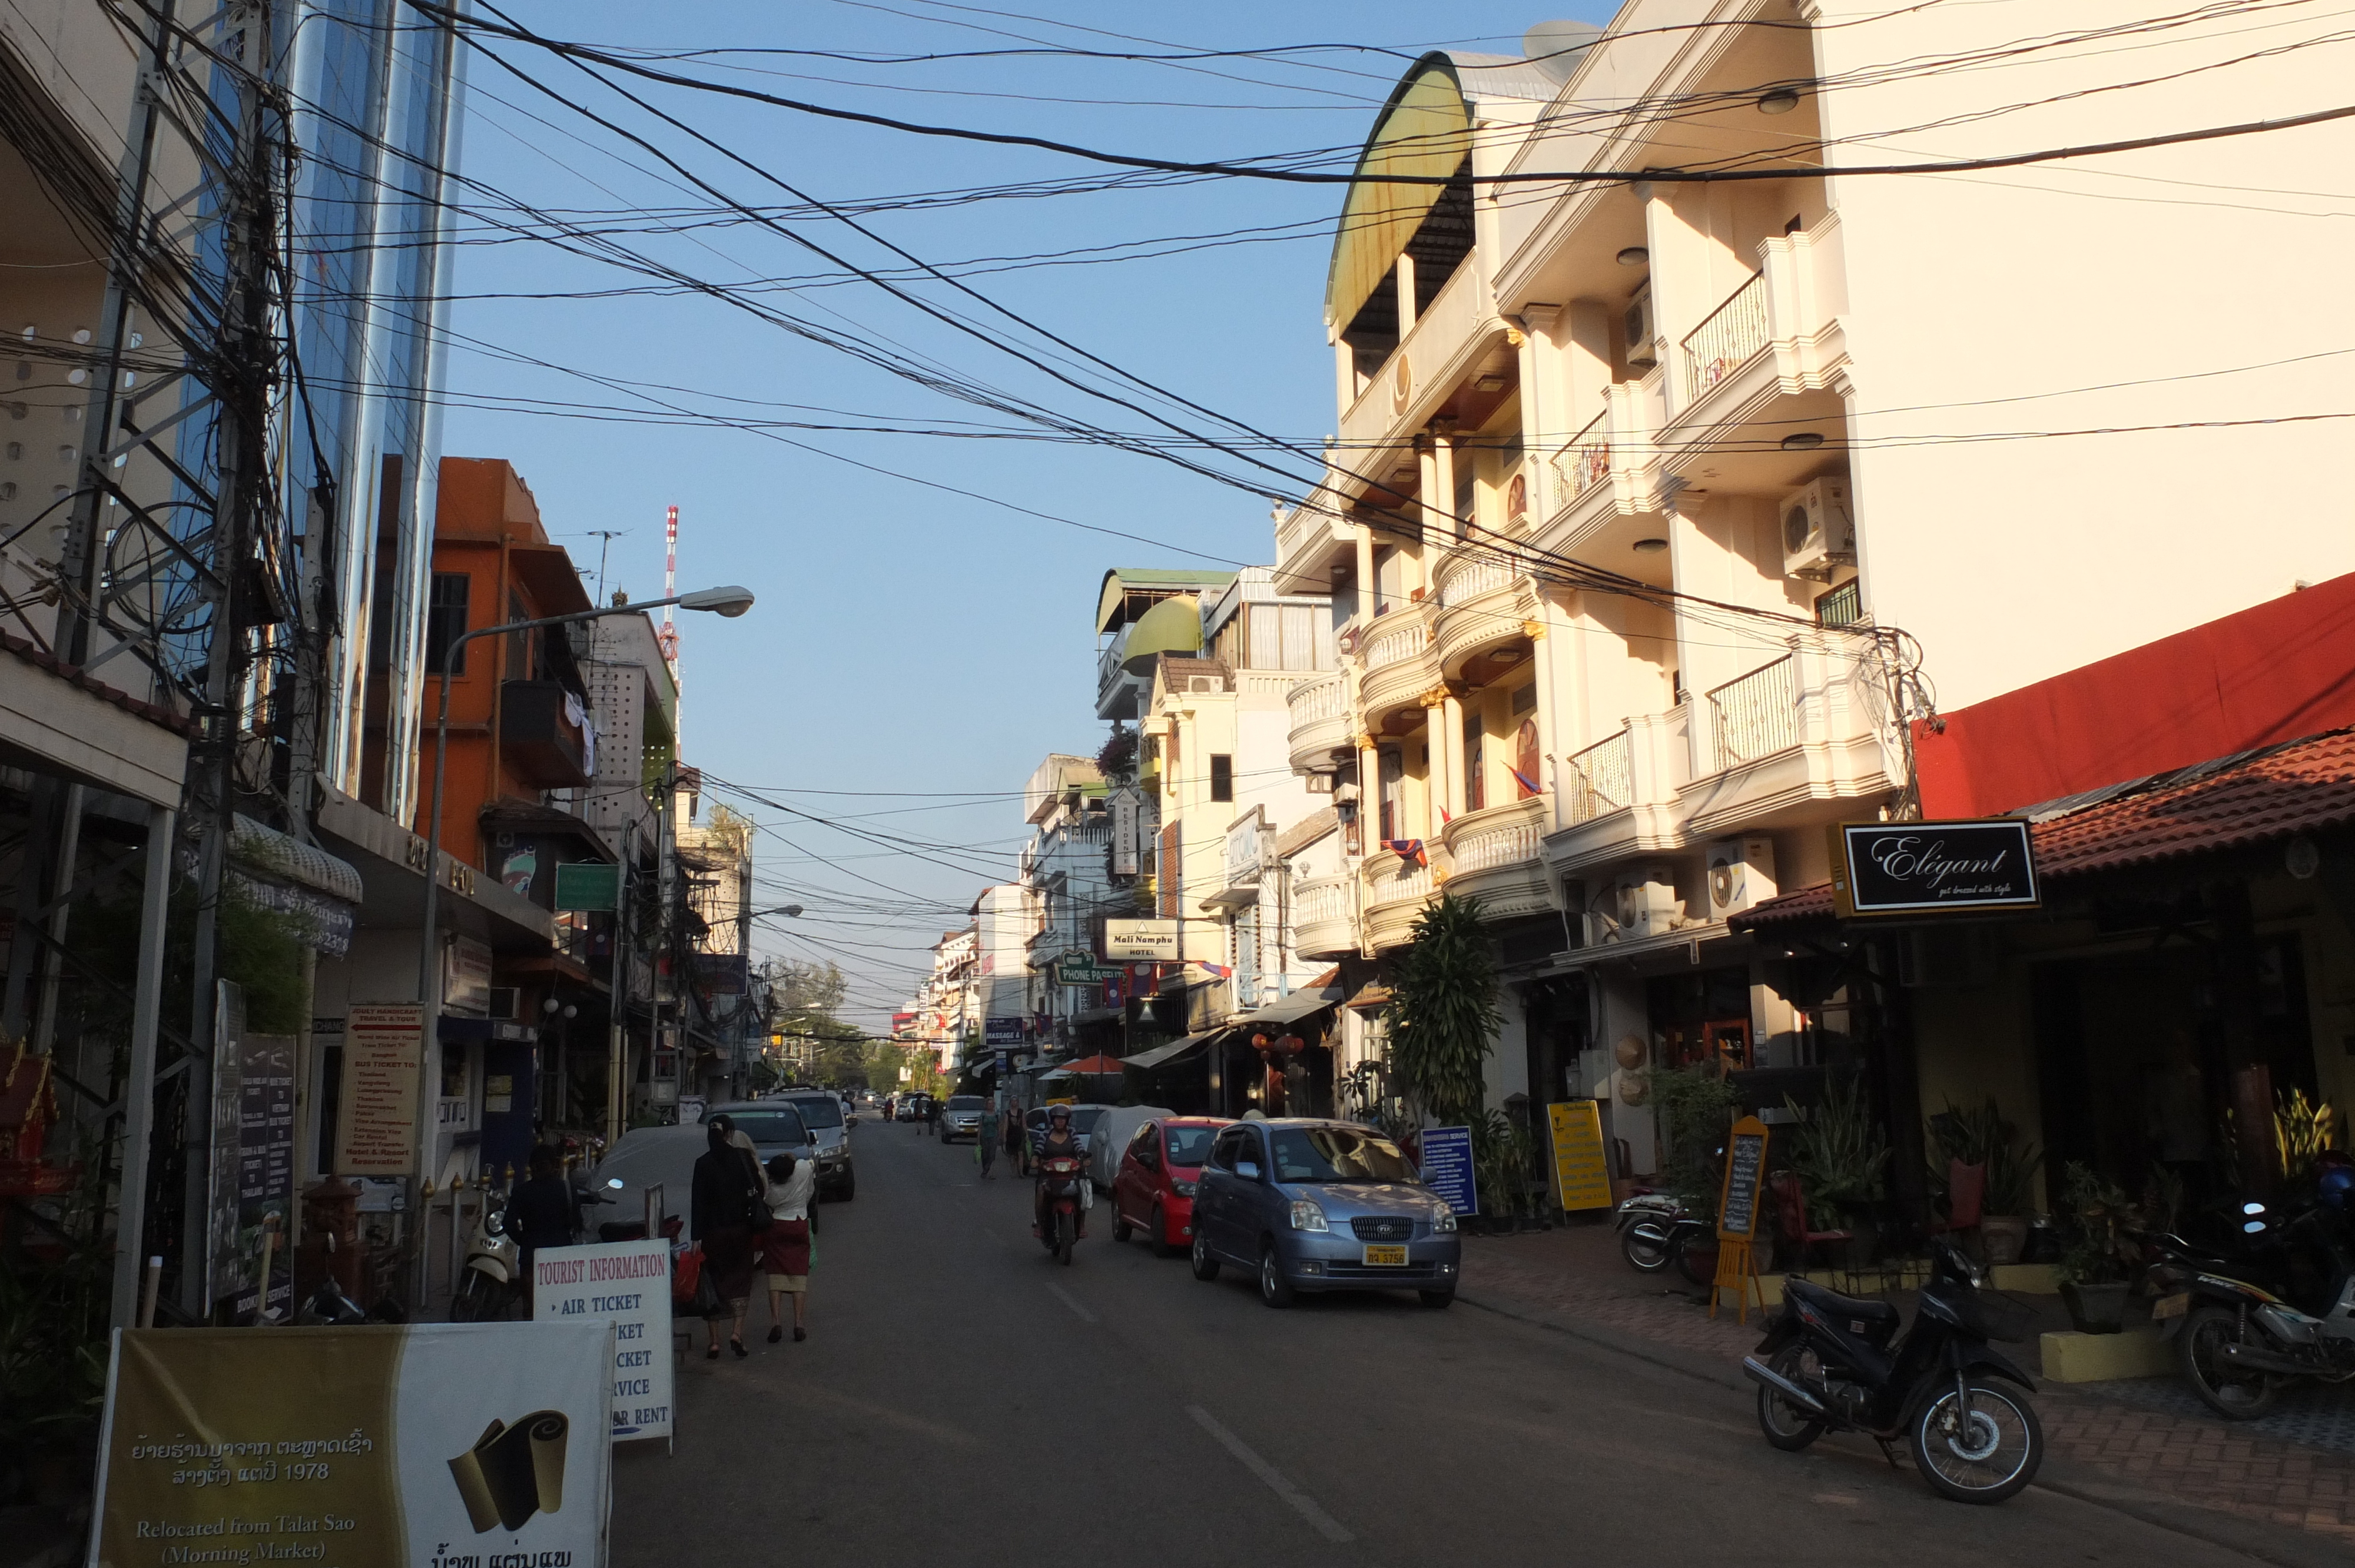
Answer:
[[553, 861, 620, 912], [1054, 957, 1120, 985]]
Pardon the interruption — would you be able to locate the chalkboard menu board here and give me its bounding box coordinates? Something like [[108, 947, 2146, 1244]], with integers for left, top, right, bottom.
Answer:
[[1717, 1115, 1770, 1243]]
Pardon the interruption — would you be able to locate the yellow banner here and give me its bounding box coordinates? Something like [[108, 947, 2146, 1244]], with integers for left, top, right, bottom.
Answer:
[[1548, 1100, 1613, 1212]]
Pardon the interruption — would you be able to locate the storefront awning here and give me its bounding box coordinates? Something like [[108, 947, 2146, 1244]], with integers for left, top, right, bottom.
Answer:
[[1122, 1032, 1216, 1072], [1346, 982, 1394, 1013], [1119, 594, 1205, 675], [1230, 988, 1344, 1031]]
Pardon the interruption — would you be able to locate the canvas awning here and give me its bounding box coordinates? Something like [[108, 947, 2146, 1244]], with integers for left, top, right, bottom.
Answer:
[[1324, 61, 1472, 332], [1121, 1032, 1217, 1072], [1230, 988, 1344, 1031], [1119, 595, 1205, 675]]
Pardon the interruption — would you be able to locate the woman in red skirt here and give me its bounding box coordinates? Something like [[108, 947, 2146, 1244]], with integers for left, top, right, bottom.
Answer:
[[759, 1152, 815, 1343]]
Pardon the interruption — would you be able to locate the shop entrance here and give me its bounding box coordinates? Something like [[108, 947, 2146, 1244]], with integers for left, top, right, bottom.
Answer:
[[1647, 967, 1754, 1074]]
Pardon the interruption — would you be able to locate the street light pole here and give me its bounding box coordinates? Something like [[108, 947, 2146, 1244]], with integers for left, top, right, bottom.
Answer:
[[411, 584, 752, 1304]]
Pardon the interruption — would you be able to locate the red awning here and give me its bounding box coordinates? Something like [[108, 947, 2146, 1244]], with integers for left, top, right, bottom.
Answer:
[[1062, 1054, 1128, 1074]]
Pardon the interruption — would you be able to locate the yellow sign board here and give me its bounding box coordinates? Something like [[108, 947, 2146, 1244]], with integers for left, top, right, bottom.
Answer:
[[1547, 1100, 1613, 1212]]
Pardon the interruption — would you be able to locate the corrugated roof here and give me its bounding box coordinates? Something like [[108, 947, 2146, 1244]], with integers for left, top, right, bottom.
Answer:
[[1734, 729, 2355, 930]]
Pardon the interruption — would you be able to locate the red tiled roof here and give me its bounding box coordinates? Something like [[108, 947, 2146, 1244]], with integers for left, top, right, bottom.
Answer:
[[0, 632, 195, 736], [1734, 728, 2355, 930]]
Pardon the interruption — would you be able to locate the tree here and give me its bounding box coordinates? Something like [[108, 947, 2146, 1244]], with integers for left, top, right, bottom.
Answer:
[[1383, 892, 1502, 1130]]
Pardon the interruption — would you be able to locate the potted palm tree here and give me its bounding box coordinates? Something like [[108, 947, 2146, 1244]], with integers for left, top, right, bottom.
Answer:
[[1385, 893, 1502, 1222], [1926, 1097, 2044, 1266], [2055, 1162, 2137, 1333]]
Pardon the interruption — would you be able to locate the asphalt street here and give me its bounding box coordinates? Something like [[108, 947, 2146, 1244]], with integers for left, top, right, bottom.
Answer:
[[614, 1119, 2328, 1567]]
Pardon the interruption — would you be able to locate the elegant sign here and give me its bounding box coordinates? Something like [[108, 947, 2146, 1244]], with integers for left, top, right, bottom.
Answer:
[[336, 1004, 424, 1177], [533, 1241, 674, 1442], [1717, 1116, 1770, 1243], [89, 1322, 612, 1568], [1102, 918, 1179, 962], [1419, 1125, 1477, 1215], [1547, 1101, 1613, 1213], [1829, 819, 2039, 918]]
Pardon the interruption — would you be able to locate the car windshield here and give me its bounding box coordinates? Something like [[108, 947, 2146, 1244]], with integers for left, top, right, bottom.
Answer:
[[1268, 1127, 1417, 1184], [725, 1109, 810, 1147], [1163, 1126, 1217, 1167], [1072, 1108, 1107, 1134], [782, 1095, 843, 1129], [947, 1096, 984, 1111]]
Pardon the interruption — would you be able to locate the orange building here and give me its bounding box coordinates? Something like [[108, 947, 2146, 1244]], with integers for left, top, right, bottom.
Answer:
[[414, 457, 601, 879]]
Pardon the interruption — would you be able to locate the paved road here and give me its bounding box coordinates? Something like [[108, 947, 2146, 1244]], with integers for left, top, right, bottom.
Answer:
[[615, 1121, 2327, 1566]]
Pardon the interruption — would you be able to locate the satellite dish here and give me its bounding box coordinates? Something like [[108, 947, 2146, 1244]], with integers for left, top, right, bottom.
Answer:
[[1522, 20, 1603, 84]]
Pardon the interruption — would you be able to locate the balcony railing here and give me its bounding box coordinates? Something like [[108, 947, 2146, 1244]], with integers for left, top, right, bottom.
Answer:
[[1447, 798, 1545, 875], [1287, 669, 1346, 725], [1438, 551, 1514, 607], [1815, 579, 1863, 629], [1295, 875, 1349, 930], [1364, 855, 1432, 911], [1683, 271, 1769, 398], [1364, 617, 1428, 670], [1708, 655, 1800, 771], [1562, 730, 1632, 825], [1546, 406, 1611, 513]]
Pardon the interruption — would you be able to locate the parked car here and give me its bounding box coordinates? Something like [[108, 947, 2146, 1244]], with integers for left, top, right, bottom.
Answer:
[[774, 1087, 857, 1201], [940, 1094, 987, 1142], [1086, 1105, 1175, 1191], [1112, 1116, 1230, 1257], [1190, 1119, 1459, 1309], [593, 1105, 821, 1237]]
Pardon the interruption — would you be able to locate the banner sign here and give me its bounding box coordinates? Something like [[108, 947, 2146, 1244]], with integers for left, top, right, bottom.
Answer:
[[1547, 1100, 1612, 1213], [1830, 819, 2039, 917], [983, 1016, 1023, 1047], [532, 1242, 674, 1442], [336, 1004, 424, 1177], [1419, 1125, 1477, 1215], [1110, 788, 1141, 877], [225, 1032, 298, 1318], [1102, 919, 1179, 961], [89, 1322, 612, 1568], [688, 954, 748, 996], [1053, 956, 1120, 985], [552, 863, 619, 913]]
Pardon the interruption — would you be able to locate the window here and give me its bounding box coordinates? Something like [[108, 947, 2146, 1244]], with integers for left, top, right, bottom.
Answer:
[[1378, 748, 1404, 842], [1209, 1127, 1251, 1172], [1165, 1124, 1218, 1167], [1464, 715, 1485, 813], [1210, 754, 1233, 802], [424, 572, 469, 675], [1269, 1126, 1417, 1183]]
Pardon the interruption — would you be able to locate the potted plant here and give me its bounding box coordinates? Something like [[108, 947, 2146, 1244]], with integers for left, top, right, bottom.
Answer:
[[1926, 1097, 2045, 1266], [1787, 1075, 1889, 1270], [2055, 1162, 2137, 1333]]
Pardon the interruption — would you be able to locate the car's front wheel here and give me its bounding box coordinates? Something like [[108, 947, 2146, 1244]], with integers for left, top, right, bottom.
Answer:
[[1258, 1243, 1295, 1309]]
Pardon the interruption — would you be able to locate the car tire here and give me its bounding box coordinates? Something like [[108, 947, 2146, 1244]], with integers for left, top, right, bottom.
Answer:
[[1190, 1227, 1220, 1282], [1112, 1211, 1134, 1244], [1150, 1202, 1176, 1259], [1418, 1288, 1456, 1310], [1258, 1243, 1295, 1309]]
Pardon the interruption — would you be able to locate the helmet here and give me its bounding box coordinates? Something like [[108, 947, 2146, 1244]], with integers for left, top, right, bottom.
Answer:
[[1048, 1104, 1072, 1124], [2318, 1165, 2355, 1212]]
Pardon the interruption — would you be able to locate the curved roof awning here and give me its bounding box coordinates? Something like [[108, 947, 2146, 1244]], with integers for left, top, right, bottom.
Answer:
[[1119, 594, 1203, 675], [1324, 58, 1474, 333], [1096, 567, 1237, 634]]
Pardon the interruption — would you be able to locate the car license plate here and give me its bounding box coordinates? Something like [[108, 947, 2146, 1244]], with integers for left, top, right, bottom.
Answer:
[[2152, 1291, 2191, 1321], [1362, 1244, 1407, 1267]]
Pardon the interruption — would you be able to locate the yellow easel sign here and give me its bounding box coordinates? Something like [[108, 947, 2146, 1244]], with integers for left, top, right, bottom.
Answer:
[[1547, 1100, 1612, 1212], [1711, 1114, 1771, 1323]]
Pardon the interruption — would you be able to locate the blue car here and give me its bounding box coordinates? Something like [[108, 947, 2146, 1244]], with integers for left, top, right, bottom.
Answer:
[[1189, 1119, 1461, 1309]]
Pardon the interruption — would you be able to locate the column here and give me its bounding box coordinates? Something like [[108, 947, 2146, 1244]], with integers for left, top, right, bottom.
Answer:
[[1395, 250, 1417, 339], [1354, 526, 1376, 624], [1420, 696, 1449, 839], [1414, 437, 1438, 596], [1431, 427, 1459, 543], [1332, 331, 1356, 414], [1358, 735, 1381, 851], [1442, 691, 1468, 820], [1527, 608, 1558, 832]]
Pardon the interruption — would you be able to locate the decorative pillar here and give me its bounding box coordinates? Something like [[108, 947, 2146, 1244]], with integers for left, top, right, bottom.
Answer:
[[1332, 330, 1356, 414], [1420, 692, 1450, 841], [1525, 612, 1557, 832], [1357, 733, 1381, 852], [1395, 250, 1417, 339], [1414, 437, 1439, 595], [1354, 524, 1376, 624], [1442, 690, 1469, 820], [1431, 425, 1459, 543]]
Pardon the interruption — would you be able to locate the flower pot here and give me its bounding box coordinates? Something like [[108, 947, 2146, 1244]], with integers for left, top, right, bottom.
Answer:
[[2061, 1280, 2130, 1334], [1981, 1214, 2028, 1267]]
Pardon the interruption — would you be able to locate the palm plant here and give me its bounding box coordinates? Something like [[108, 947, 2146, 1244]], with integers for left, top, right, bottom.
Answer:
[[1925, 1097, 2044, 1217], [1785, 1075, 1889, 1230], [1382, 893, 1501, 1131]]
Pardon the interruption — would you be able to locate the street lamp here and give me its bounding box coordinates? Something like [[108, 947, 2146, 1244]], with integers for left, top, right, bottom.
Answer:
[[412, 584, 755, 1295]]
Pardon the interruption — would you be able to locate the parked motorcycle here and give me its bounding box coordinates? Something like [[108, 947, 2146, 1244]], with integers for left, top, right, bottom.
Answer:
[[2148, 1188, 2355, 1418], [1035, 1153, 1085, 1265], [450, 1187, 523, 1321], [1614, 1190, 1715, 1286], [1744, 1238, 2045, 1503]]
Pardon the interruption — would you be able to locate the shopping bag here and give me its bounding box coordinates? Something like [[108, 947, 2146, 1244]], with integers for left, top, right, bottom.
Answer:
[[673, 1243, 704, 1307]]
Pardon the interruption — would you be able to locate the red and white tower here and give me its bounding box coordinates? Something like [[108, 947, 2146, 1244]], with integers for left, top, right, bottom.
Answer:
[[658, 503, 681, 672]]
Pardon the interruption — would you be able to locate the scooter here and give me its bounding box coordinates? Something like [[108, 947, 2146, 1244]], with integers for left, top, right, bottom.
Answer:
[[1744, 1238, 2045, 1504], [450, 1186, 522, 1321], [1615, 1190, 1714, 1285], [1034, 1153, 1085, 1265], [2148, 1197, 2355, 1418]]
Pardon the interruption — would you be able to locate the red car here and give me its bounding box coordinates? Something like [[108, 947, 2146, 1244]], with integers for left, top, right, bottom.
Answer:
[[1111, 1116, 1232, 1257]]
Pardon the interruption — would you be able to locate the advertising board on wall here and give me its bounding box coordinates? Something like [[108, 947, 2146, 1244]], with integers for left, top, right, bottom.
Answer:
[[335, 1004, 424, 1177], [88, 1322, 612, 1568], [1829, 820, 2039, 917], [1102, 919, 1179, 961]]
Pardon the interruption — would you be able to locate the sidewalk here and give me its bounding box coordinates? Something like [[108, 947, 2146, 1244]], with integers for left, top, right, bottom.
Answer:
[[1457, 1220, 2355, 1545]]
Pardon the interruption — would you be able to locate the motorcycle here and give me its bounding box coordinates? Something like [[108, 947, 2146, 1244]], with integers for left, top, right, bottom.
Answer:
[[2148, 1197, 2355, 1418], [450, 1187, 523, 1321], [1034, 1153, 1085, 1265], [1615, 1190, 1714, 1285], [1744, 1238, 2045, 1504]]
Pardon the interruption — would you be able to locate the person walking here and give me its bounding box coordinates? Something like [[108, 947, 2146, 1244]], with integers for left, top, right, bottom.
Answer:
[[1007, 1104, 1030, 1177], [690, 1114, 765, 1359], [925, 1096, 942, 1139], [757, 1152, 815, 1343], [976, 1100, 1000, 1180], [503, 1144, 582, 1310]]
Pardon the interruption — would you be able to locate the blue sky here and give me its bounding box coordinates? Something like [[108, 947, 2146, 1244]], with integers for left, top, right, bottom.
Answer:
[[440, 2, 1609, 1024]]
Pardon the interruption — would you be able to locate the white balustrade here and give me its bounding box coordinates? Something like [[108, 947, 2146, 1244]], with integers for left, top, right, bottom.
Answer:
[[1286, 670, 1347, 724], [1364, 618, 1429, 670], [1438, 552, 1514, 607], [1563, 729, 1633, 825]]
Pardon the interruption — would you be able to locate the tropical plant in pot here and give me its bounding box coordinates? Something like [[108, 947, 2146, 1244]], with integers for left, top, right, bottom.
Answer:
[[1786, 1075, 1889, 1268], [1926, 1097, 2044, 1267], [2055, 1162, 2138, 1333]]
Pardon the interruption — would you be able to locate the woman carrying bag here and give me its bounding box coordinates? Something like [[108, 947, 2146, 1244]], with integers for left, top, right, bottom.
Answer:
[[690, 1114, 767, 1359]]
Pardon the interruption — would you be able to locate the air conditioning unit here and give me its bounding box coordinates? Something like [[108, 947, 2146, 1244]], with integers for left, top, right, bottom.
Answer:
[[1623, 285, 1657, 367], [1705, 836, 1777, 921], [1780, 477, 1855, 580], [1185, 673, 1226, 695], [1614, 867, 1681, 939], [486, 986, 519, 1022]]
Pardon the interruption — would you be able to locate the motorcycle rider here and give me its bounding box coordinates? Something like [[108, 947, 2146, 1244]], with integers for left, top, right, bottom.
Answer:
[[1034, 1104, 1086, 1240]]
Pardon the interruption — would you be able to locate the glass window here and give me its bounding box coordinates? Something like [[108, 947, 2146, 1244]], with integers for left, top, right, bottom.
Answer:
[[725, 1108, 810, 1147], [1248, 606, 1282, 670], [424, 572, 469, 676], [1464, 715, 1485, 813], [1165, 1125, 1218, 1167], [1210, 755, 1233, 803], [785, 1094, 845, 1127], [1268, 1126, 1417, 1183], [1127, 1123, 1159, 1157], [1072, 1107, 1107, 1134], [1209, 1128, 1249, 1171], [1379, 748, 1404, 842], [946, 1095, 984, 1112]]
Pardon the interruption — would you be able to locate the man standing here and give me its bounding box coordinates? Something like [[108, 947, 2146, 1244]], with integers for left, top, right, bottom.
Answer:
[[976, 1099, 1000, 1179]]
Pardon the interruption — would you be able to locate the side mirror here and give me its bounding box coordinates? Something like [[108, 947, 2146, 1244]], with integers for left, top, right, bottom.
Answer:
[[605, 1178, 623, 1190], [1235, 1160, 1262, 1182]]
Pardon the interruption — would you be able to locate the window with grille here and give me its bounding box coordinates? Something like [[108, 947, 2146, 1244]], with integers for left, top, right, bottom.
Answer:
[[424, 572, 470, 675], [1210, 754, 1233, 802]]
